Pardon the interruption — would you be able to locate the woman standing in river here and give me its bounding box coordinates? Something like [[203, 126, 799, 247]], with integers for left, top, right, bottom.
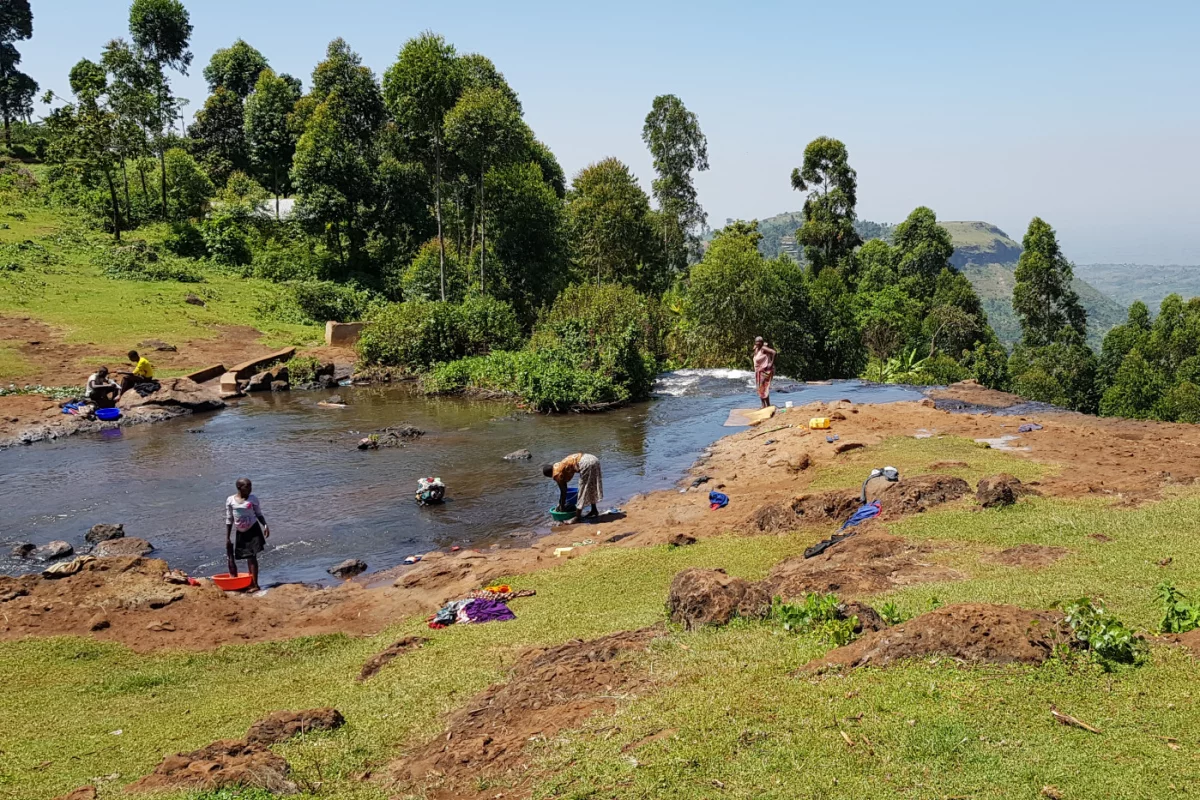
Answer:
[[225, 478, 270, 591], [753, 336, 777, 408]]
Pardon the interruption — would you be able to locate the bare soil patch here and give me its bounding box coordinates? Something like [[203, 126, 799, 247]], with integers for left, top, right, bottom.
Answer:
[[245, 708, 345, 746], [390, 628, 665, 791], [666, 568, 770, 630], [765, 530, 962, 599], [984, 544, 1070, 568], [802, 603, 1074, 673], [127, 738, 296, 794]]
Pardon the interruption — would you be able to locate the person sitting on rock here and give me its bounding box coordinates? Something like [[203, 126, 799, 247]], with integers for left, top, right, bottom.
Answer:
[[225, 477, 270, 591], [543, 453, 603, 520], [129, 350, 154, 380], [85, 366, 121, 408]]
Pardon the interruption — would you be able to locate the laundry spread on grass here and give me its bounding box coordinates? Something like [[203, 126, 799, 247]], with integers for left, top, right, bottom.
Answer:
[[427, 586, 536, 629]]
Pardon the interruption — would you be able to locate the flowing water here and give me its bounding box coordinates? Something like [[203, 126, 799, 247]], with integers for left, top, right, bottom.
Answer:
[[0, 372, 926, 584]]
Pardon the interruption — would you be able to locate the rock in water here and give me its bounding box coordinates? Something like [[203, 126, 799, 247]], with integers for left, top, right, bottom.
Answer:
[[95, 537, 154, 557], [270, 380, 289, 392], [503, 449, 532, 461], [36, 541, 74, 561], [85, 523, 124, 543], [328, 559, 367, 579], [118, 378, 225, 411], [10, 542, 35, 558]]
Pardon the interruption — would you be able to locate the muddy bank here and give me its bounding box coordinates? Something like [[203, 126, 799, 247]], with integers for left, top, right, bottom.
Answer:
[[7, 382, 1200, 651]]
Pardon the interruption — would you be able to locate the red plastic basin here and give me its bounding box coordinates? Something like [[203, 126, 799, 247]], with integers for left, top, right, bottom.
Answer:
[[211, 572, 253, 591]]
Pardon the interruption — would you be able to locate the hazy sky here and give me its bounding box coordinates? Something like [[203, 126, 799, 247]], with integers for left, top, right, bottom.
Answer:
[[21, 0, 1200, 263]]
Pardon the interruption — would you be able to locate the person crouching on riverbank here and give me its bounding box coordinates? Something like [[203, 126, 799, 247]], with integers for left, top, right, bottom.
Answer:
[[544, 453, 603, 520], [225, 478, 270, 591], [85, 366, 121, 408]]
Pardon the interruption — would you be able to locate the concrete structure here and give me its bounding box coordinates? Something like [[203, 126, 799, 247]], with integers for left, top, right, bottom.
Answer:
[[184, 363, 226, 384], [326, 321, 367, 347], [229, 347, 297, 380]]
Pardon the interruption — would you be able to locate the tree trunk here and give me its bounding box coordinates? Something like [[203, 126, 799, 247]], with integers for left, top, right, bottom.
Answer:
[[159, 145, 168, 220], [121, 160, 132, 223], [104, 167, 123, 243], [3, 115, 10, 147], [433, 132, 446, 302], [274, 165, 280, 220], [138, 159, 149, 199], [479, 168, 486, 294]]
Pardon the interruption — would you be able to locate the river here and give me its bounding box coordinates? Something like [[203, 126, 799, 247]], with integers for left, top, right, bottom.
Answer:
[[0, 372, 926, 584]]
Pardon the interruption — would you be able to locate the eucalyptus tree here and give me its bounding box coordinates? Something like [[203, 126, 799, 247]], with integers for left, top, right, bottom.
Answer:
[[383, 33, 462, 299], [203, 39, 268, 99], [244, 68, 300, 218], [642, 94, 709, 273], [0, 0, 36, 146], [790, 136, 861, 275], [128, 0, 194, 219]]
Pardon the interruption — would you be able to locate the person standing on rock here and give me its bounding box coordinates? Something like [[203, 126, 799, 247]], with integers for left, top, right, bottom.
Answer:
[[543, 453, 603, 520], [225, 478, 270, 591], [753, 336, 777, 408]]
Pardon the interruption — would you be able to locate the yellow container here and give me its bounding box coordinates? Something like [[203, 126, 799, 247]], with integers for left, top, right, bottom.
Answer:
[[809, 417, 831, 430]]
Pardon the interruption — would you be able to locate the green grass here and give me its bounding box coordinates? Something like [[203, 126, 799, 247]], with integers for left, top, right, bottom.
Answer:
[[0, 206, 322, 382], [0, 343, 33, 381], [2, 442, 1199, 799], [806, 435, 1049, 492]]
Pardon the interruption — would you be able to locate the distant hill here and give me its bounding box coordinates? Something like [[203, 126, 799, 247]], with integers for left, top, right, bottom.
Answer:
[[944, 222, 1127, 350], [748, 212, 1126, 350], [1073, 263, 1200, 312]]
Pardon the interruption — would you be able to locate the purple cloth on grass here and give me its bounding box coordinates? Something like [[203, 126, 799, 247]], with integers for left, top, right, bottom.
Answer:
[[463, 598, 516, 624]]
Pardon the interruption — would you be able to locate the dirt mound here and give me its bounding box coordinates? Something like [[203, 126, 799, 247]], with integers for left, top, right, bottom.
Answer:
[[766, 531, 962, 599], [876, 474, 969, 517], [358, 635, 429, 682], [127, 738, 295, 794], [1170, 630, 1200, 658], [977, 474, 1036, 508], [802, 603, 1073, 673], [667, 532, 697, 547], [393, 628, 665, 788], [790, 490, 861, 524], [245, 708, 345, 746], [840, 601, 887, 633], [751, 502, 798, 532], [53, 788, 96, 800], [667, 568, 770, 630], [985, 544, 1069, 568]]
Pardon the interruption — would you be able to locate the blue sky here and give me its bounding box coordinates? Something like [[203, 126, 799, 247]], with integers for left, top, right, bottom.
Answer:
[[21, 0, 1200, 263]]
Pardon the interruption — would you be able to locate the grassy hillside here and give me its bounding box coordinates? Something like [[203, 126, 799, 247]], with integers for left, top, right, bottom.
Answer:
[[1075, 263, 1200, 312], [944, 222, 1127, 350]]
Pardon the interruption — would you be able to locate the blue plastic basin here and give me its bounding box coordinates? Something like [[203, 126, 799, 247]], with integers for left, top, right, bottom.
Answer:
[[95, 408, 121, 421]]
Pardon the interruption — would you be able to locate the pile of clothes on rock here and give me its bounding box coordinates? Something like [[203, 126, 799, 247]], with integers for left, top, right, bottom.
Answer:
[[427, 584, 535, 629]]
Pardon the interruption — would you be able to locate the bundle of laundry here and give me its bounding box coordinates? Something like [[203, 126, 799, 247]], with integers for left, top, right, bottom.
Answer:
[[415, 476, 446, 505], [428, 596, 516, 629]]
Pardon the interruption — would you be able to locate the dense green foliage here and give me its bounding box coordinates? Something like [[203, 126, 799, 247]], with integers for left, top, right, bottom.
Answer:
[[642, 94, 708, 272], [1062, 597, 1147, 668], [356, 295, 521, 372], [0, 0, 37, 148]]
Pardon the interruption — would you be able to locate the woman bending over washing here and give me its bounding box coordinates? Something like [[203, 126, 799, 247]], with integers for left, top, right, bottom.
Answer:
[[543, 453, 604, 520]]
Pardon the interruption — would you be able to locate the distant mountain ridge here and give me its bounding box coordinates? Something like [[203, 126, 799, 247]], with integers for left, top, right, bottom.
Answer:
[[1074, 263, 1200, 312], [749, 212, 1126, 350]]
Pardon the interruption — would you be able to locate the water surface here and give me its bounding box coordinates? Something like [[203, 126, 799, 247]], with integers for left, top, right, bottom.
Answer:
[[0, 373, 925, 584]]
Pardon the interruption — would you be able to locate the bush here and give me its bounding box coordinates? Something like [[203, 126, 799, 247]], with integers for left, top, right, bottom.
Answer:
[[424, 349, 626, 412], [1157, 380, 1200, 424], [1062, 597, 1146, 668], [291, 280, 373, 323], [401, 239, 468, 302], [965, 341, 1009, 390], [1157, 583, 1200, 635], [920, 353, 969, 385], [95, 241, 203, 283], [357, 297, 521, 371], [253, 237, 325, 283], [457, 295, 523, 355], [200, 210, 253, 267], [163, 222, 209, 259], [286, 354, 323, 385], [162, 148, 215, 220]]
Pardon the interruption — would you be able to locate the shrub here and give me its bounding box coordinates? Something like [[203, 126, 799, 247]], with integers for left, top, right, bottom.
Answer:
[[770, 594, 858, 646], [457, 295, 522, 355], [401, 239, 469, 302], [163, 222, 208, 259], [357, 297, 523, 372], [290, 280, 373, 323], [424, 349, 625, 412], [1157, 583, 1200, 634], [1062, 597, 1146, 668], [200, 210, 253, 267], [162, 148, 215, 220], [253, 238, 325, 283], [287, 354, 323, 385], [95, 241, 203, 283], [1157, 381, 1200, 424], [920, 353, 969, 385]]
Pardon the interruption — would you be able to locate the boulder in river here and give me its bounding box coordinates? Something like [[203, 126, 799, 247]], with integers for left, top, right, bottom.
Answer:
[[118, 378, 225, 412], [246, 371, 273, 392], [95, 537, 154, 557], [328, 559, 367, 579], [10, 542, 35, 558], [270, 380, 289, 392], [35, 541, 74, 561], [85, 523, 124, 544], [504, 449, 532, 461]]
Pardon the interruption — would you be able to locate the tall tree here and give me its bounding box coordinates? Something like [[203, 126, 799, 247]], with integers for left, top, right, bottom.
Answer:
[[0, 0, 37, 146], [244, 68, 299, 218], [101, 38, 158, 216], [892, 206, 954, 300], [642, 94, 709, 273], [565, 157, 666, 293], [128, 0, 193, 219], [1012, 216, 1087, 347], [203, 39, 268, 99], [790, 136, 861, 275], [291, 40, 384, 272], [383, 32, 462, 300], [444, 85, 523, 292], [188, 86, 247, 185]]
